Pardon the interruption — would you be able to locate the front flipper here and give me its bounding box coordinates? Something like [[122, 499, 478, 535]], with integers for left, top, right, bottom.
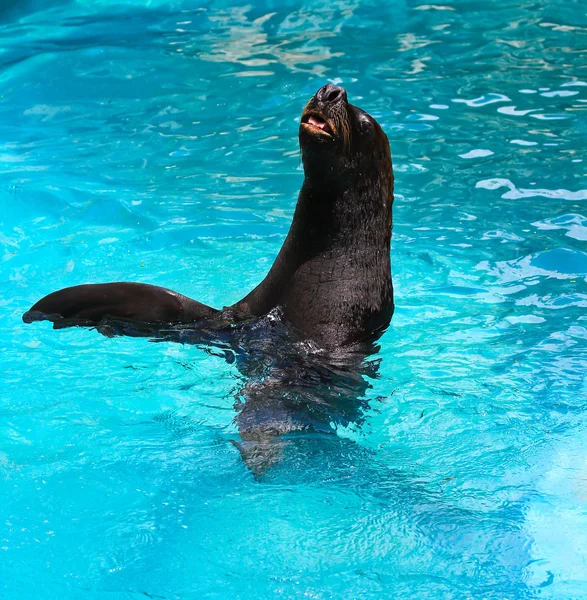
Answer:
[[22, 282, 219, 331]]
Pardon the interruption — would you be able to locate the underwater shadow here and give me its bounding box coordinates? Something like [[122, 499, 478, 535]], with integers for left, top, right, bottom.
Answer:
[[99, 308, 384, 477]]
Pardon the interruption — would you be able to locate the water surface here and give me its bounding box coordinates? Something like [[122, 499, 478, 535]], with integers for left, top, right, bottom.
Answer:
[[1, 0, 586, 598]]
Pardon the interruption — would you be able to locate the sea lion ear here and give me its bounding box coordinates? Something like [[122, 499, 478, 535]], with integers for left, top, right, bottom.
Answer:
[[358, 117, 373, 135]]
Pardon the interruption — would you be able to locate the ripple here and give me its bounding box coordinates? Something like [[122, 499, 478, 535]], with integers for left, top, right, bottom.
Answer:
[[510, 139, 538, 146], [530, 112, 572, 120], [427, 285, 487, 297], [525, 429, 587, 591], [488, 248, 587, 283], [452, 93, 511, 107], [541, 90, 579, 97], [497, 106, 540, 116], [505, 315, 546, 324], [459, 149, 494, 159], [196, 6, 344, 77], [2, 1, 587, 599], [481, 230, 524, 242], [476, 178, 587, 201], [532, 214, 587, 241]]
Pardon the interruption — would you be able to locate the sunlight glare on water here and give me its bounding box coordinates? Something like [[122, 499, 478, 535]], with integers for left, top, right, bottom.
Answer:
[[1, 0, 586, 598]]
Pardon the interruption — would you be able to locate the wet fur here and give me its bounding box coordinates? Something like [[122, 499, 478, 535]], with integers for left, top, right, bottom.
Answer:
[[22, 85, 394, 475]]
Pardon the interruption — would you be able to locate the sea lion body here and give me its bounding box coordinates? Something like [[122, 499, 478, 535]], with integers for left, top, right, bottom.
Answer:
[[23, 83, 395, 475], [233, 85, 394, 347], [24, 84, 394, 349]]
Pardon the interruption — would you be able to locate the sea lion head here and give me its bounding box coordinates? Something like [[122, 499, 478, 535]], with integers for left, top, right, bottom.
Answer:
[[299, 84, 392, 186]]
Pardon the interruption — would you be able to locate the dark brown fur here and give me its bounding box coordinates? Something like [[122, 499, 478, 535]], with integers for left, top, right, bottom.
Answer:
[[23, 84, 394, 350]]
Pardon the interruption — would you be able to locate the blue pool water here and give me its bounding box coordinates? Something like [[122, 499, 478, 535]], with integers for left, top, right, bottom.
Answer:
[[2, 0, 586, 598]]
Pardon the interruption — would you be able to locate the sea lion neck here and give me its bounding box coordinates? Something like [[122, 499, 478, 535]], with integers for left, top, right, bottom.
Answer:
[[231, 85, 395, 346], [293, 174, 393, 253]]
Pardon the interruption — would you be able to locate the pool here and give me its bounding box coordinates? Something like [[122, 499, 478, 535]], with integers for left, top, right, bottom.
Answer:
[[2, 0, 586, 598]]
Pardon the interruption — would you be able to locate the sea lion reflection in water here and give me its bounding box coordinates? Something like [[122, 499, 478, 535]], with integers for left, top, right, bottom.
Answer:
[[23, 84, 394, 475]]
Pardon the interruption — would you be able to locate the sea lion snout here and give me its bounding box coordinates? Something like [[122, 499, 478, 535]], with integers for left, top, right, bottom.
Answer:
[[300, 84, 350, 143], [299, 83, 391, 190], [315, 84, 347, 107]]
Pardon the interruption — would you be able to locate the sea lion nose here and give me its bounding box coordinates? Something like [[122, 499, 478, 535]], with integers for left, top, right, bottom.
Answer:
[[316, 84, 347, 105]]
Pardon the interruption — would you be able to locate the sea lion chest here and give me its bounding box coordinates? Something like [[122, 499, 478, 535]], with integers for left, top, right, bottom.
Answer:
[[279, 246, 393, 347]]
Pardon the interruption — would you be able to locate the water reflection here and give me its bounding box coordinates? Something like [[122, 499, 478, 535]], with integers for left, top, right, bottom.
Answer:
[[132, 310, 385, 477], [2, 0, 587, 597]]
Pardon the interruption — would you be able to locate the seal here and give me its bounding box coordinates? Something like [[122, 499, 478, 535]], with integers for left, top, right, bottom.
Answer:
[[23, 84, 394, 350], [23, 84, 395, 474]]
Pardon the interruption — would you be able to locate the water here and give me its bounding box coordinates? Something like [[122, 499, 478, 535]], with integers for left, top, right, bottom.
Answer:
[[1, 0, 586, 598]]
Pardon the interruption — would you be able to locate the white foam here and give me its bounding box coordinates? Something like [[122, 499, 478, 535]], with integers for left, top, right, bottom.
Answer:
[[476, 178, 587, 201], [452, 93, 511, 107], [459, 149, 494, 159]]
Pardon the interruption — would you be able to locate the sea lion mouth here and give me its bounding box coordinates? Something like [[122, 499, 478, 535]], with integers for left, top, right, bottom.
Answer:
[[301, 112, 335, 137]]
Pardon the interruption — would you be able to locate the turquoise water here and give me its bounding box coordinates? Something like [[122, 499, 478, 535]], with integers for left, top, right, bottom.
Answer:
[[2, 0, 586, 597]]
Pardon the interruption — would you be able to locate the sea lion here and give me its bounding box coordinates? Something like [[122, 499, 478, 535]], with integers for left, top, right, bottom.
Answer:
[[23, 84, 395, 475], [23, 83, 394, 350]]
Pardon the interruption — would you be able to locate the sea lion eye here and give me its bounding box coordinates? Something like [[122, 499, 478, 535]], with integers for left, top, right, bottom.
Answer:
[[359, 118, 373, 135]]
